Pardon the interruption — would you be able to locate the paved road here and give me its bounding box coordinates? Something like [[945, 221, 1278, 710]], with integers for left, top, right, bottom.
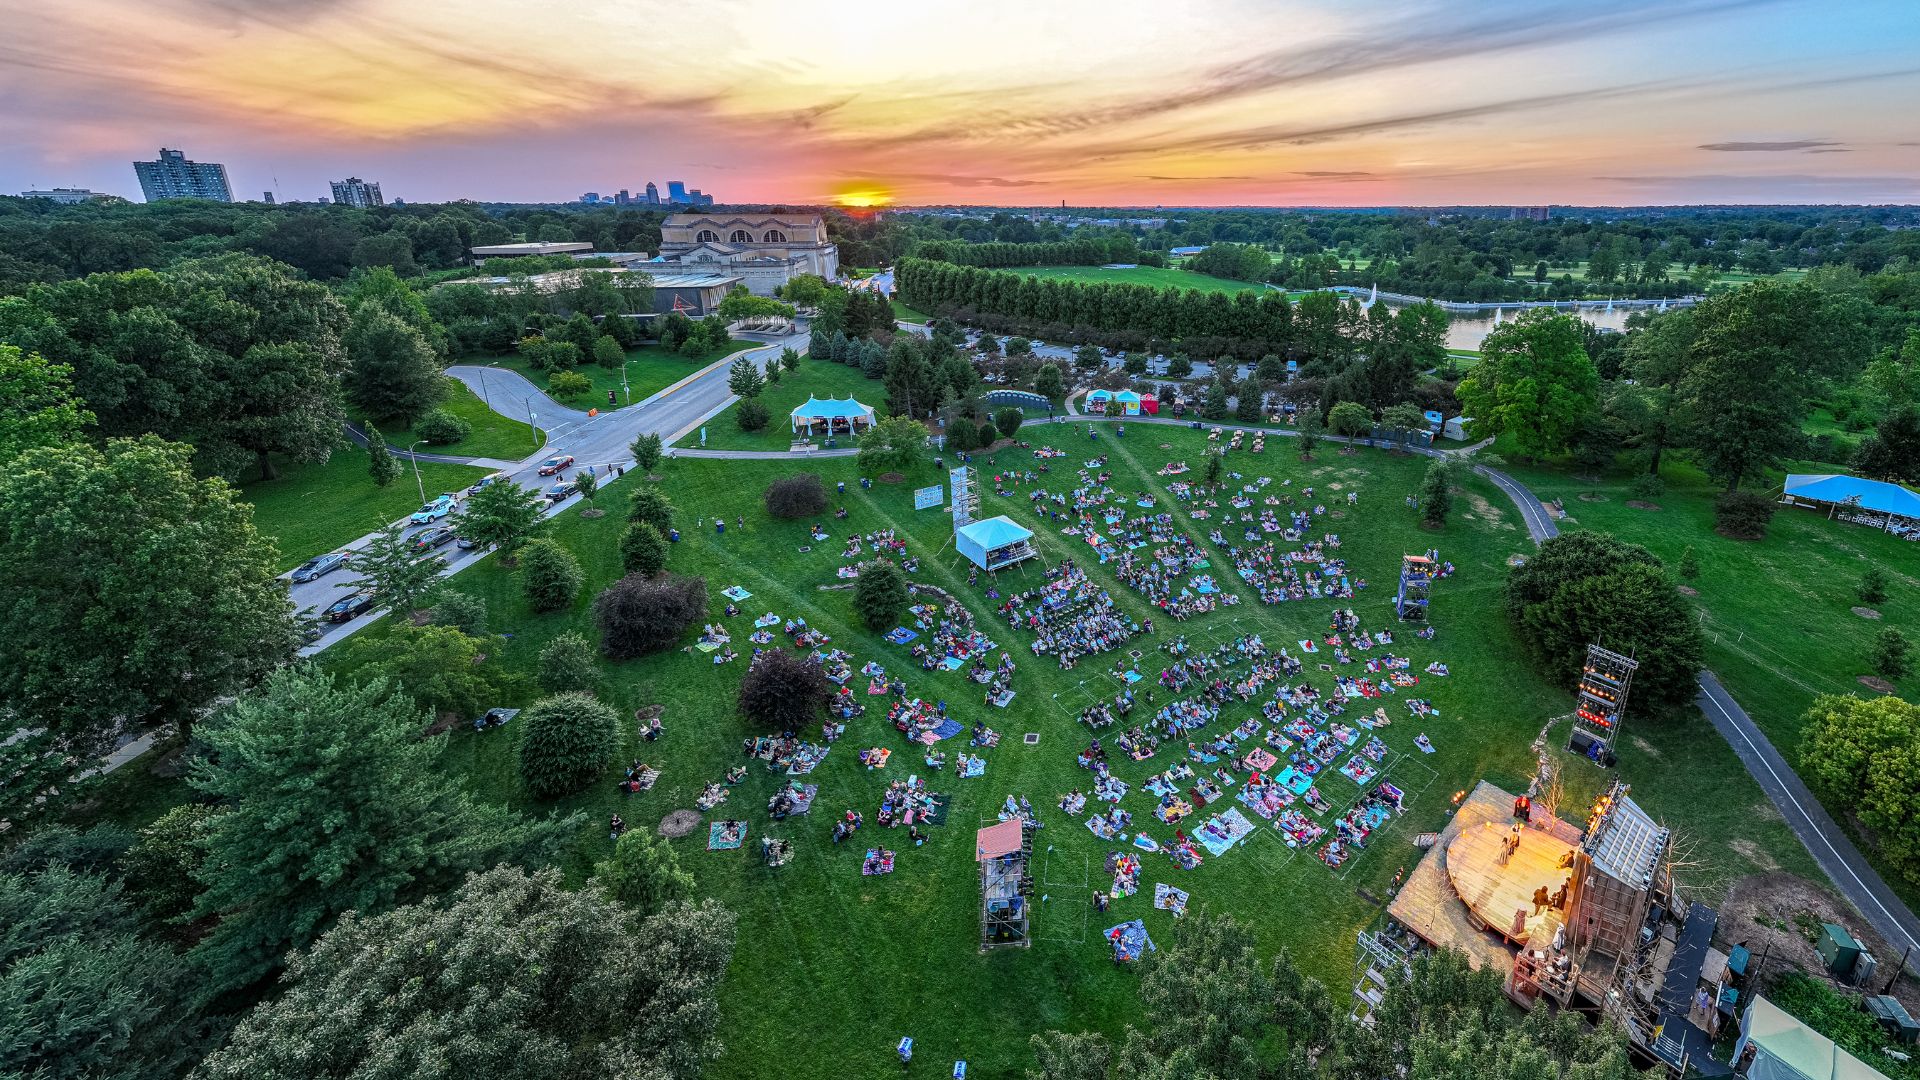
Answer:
[[286, 331, 805, 655]]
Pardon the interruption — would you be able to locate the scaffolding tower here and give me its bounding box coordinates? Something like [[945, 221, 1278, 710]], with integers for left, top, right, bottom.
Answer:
[[1568, 645, 1638, 763], [979, 822, 1034, 950], [1395, 554, 1435, 621], [950, 466, 980, 530]]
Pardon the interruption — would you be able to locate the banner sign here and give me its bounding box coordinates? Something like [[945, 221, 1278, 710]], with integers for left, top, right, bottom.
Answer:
[[913, 485, 945, 510]]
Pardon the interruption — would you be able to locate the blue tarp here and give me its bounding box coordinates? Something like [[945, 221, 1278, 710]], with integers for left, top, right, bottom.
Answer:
[[1784, 473, 1920, 519]]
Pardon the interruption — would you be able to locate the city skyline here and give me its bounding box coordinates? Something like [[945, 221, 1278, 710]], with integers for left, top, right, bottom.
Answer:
[[5, 0, 1920, 207]]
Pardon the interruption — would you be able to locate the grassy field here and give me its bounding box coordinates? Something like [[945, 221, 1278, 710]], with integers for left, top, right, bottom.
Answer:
[[487, 339, 750, 408], [241, 447, 489, 571], [1010, 264, 1266, 295], [891, 299, 933, 323], [699, 360, 887, 452], [84, 425, 1828, 1079], [360, 377, 542, 461]]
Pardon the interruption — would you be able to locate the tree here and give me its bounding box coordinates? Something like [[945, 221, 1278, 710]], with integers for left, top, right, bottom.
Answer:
[[574, 467, 598, 507], [1168, 354, 1194, 379], [460, 477, 546, 556], [857, 415, 928, 475], [366, 423, 400, 486], [1713, 489, 1776, 540], [1324, 400, 1369, 442], [536, 632, 599, 696], [189, 670, 568, 993], [1006, 337, 1033, 357], [0, 865, 203, 1079], [517, 692, 618, 799], [353, 521, 447, 616], [0, 436, 295, 753], [947, 415, 979, 453], [1033, 363, 1065, 400], [1074, 344, 1103, 371], [1029, 1032, 1112, 1080], [1456, 310, 1597, 460], [1617, 308, 1699, 476], [995, 406, 1025, 439], [1234, 384, 1263, 422], [1295, 410, 1323, 459], [591, 334, 624, 369], [1125, 352, 1149, 376], [1381, 402, 1427, 448], [620, 521, 669, 578], [548, 370, 591, 399], [415, 407, 471, 445], [0, 343, 90, 462], [1504, 532, 1704, 709], [1801, 695, 1920, 884], [1201, 381, 1230, 419], [630, 431, 664, 475], [517, 335, 578, 372], [197, 867, 736, 1080], [737, 649, 832, 731], [717, 285, 796, 323], [735, 398, 771, 432], [596, 829, 695, 918], [727, 355, 765, 399], [1871, 629, 1911, 682], [595, 573, 708, 660], [1203, 447, 1224, 486], [336, 623, 510, 720], [1861, 566, 1889, 606], [1854, 405, 1920, 485], [1420, 460, 1454, 528], [765, 473, 829, 519], [1679, 548, 1700, 580], [123, 802, 224, 923], [628, 484, 676, 536], [428, 589, 488, 636], [853, 558, 909, 631], [346, 306, 447, 426], [519, 538, 584, 613]]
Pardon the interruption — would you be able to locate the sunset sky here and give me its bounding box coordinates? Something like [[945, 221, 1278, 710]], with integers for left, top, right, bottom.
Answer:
[[5, 0, 1920, 207]]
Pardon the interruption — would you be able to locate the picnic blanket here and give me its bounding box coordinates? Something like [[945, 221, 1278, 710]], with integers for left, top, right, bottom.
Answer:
[[754, 613, 781, 628], [1132, 833, 1161, 852], [1244, 748, 1278, 771], [884, 628, 918, 645], [785, 784, 818, 815], [707, 820, 747, 850], [1153, 883, 1190, 917], [958, 754, 986, 778], [862, 849, 895, 876], [695, 640, 722, 653], [1339, 757, 1378, 786], [722, 585, 752, 601], [925, 718, 965, 742], [786, 745, 830, 775], [1276, 766, 1314, 796], [1197, 807, 1257, 856], [1107, 919, 1156, 962]]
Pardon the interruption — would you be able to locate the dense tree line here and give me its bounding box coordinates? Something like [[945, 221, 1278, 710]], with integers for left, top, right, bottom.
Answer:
[[908, 237, 1158, 268]]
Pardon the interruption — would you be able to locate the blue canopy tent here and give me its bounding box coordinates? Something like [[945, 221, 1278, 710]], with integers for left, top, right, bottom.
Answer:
[[1084, 389, 1113, 412], [1783, 474, 1920, 535], [1113, 390, 1143, 416], [956, 515, 1036, 571], [790, 396, 876, 436]]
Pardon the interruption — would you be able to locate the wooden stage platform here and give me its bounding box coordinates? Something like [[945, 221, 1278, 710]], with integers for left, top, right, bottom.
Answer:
[[1444, 808, 1575, 946]]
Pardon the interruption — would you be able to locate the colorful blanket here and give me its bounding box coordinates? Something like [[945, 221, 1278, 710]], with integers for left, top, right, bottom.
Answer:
[[707, 820, 747, 850]]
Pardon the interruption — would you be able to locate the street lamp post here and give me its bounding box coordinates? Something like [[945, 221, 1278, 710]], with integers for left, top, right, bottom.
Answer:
[[479, 363, 498, 411], [407, 441, 427, 503], [622, 360, 633, 404], [525, 396, 539, 450]]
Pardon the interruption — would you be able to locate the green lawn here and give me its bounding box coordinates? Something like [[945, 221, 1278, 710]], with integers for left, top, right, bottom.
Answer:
[[486, 339, 753, 409], [242, 447, 490, 571], [359, 377, 542, 462], [698, 360, 887, 452], [1009, 264, 1268, 295], [891, 299, 932, 324], [272, 427, 1805, 1077]]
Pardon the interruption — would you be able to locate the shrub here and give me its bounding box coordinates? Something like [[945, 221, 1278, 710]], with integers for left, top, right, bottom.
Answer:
[[619, 521, 668, 577], [537, 631, 600, 695], [1678, 548, 1700, 580], [124, 803, 225, 921], [735, 398, 771, 432], [518, 538, 583, 613], [517, 692, 618, 799], [627, 484, 675, 536], [978, 420, 1000, 448], [765, 474, 828, 520], [1871, 629, 1911, 681], [1628, 472, 1665, 501], [1713, 489, 1776, 540], [1419, 461, 1454, 529], [595, 829, 694, 917], [946, 417, 978, 452], [415, 408, 471, 445], [427, 590, 488, 636], [1860, 566, 1888, 605], [548, 370, 592, 399], [853, 558, 908, 631], [995, 407, 1024, 439], [737, 650, 832, 731], [594, 573, 707, 660], [592, 335, 624, 369]]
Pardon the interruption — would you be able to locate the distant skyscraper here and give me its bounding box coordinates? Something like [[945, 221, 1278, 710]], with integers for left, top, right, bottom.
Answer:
[[615, 189, 630, 206], [133, 147, 232, 202], [262, 191, 274, 204], [644, 181, 659, 205], [581, 192, 602, 205], [329, 177, 383, 207], [667, 180, 688, 204]]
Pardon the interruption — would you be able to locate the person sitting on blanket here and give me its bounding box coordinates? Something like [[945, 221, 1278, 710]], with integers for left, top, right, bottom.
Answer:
[[609, 814, 626, 840]]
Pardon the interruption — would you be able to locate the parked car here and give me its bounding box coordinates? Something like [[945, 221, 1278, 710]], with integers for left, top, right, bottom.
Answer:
[[290, 550, 350, 583], [455, 533, 481, 550], [537, 454, 575, 476], [410, 493, 457, 524], [544, 478, 579, 502], [467, 472, 508, 495], [411, 526, 457, 551], [324, 591, 376, 623]]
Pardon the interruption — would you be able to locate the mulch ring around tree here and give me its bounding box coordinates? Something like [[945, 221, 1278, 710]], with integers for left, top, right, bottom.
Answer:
[[1859, 676, 1897, 695], [878, 472, 907, 484], [1678, 585, 1699, 597], [1577, 492, 1608, 502], [1626, 501, 1662, 511], [1853, 607, 1882, 620], [1506, 554, 1529, 568], [659, 809, 703, 838], [424, 713, 464, 737], [635, 705, 663, 738]]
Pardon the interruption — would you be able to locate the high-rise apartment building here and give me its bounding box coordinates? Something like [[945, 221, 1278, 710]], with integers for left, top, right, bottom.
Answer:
[[667, 180, 688, 204], [132, 147, 232, 202], [644, 181, 659, 205], [330, 176, 383, 207]]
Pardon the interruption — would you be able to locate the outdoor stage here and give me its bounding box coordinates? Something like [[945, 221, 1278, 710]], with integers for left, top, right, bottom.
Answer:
[[1444, 801, 1577, 947]]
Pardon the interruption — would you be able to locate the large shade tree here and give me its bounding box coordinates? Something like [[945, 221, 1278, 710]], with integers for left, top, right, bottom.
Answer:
[[1456, 310, 1598, 460]]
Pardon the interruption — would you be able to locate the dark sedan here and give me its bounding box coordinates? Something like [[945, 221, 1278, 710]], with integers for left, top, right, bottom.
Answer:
[[324, 591, 375, 623], [290, 550, 350, 583], [411, 526, 457, 551], [543, 478, 578, 502]]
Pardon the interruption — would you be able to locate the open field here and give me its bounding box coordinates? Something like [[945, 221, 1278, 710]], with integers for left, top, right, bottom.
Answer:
[[241, 447, 490, 571], [699, 359, 887, 452], [484, 339, 749, 407], [359, 377, 542, 461], [891, 299, 933, 323], [93, 428, 1821, 1078], [1009, 264, 1266, 295]]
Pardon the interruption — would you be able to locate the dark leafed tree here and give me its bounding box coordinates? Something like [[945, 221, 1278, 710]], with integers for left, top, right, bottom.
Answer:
[[0, 436, 296, 753], [594, 573, 708, 659], [764, 473, 829, 519], [196, 867, 736, 1080], [189, 670, 572, 994], [737, 650, 831, 731]]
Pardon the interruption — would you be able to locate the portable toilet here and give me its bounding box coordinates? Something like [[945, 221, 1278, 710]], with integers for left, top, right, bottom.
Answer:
[[1443, 416, 1471, 441], [1816, 923, 1860, 975], [1422, 409, 1444, 434]]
